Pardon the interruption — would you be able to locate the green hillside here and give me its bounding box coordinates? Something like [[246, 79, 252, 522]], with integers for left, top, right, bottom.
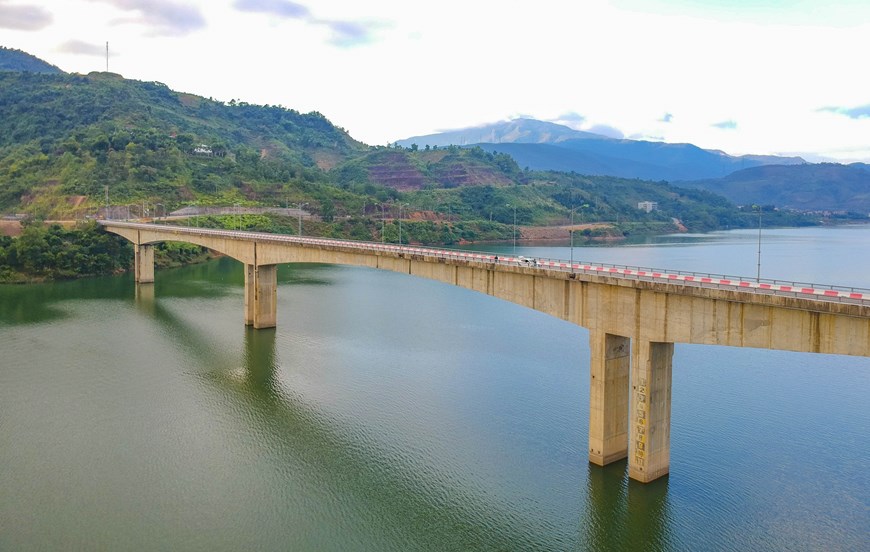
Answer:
[[0, 46, 63, 74], [0, 63, 813, 249], [0, 70, 366, 215]]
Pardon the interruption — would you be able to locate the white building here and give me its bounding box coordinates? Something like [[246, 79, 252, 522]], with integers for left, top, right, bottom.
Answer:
[[638, 201, 658, 213]]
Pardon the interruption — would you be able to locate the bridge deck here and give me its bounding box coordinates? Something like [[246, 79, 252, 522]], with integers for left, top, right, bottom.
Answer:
[[100, 220, 870, 307]]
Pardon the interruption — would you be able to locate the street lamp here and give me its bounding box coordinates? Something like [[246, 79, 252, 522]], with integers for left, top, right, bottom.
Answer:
[[570, 205, 576, 266], [507, 203, 517, 254], [398, 203, 408, 245], [297, 202, 308, 236], [754, 204, 762, 282]]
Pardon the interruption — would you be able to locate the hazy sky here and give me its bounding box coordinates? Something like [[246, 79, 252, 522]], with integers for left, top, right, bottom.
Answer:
[[2, 0, 869, 161]]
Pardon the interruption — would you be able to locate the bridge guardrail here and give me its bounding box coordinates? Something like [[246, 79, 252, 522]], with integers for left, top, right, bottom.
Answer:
[[99, 221, 870, 306]]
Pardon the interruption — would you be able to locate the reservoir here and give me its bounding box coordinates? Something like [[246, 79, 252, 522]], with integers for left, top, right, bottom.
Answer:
[[1, 225, 868, 551]]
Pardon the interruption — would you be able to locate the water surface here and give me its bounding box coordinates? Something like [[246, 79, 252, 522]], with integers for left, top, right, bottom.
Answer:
[[1, 226, 868, 551]]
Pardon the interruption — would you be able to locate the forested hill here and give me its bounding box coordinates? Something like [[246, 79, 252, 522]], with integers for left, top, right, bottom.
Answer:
[[0, 60, 821, 238], [0, 70, 366, 210], [0, 46, 63, 74]]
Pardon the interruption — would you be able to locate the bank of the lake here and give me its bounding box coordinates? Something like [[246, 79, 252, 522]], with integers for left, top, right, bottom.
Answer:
[[1, 226, 868, 551]]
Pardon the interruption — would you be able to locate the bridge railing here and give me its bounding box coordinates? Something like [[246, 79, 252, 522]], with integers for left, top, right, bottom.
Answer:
[[99, 221, 870, 306]]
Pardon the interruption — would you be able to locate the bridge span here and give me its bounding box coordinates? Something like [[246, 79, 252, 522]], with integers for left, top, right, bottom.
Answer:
[[102, 220, 870, 483]]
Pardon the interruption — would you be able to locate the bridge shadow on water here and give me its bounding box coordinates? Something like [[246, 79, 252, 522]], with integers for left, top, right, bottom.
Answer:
[[131, 270, 675, 551]]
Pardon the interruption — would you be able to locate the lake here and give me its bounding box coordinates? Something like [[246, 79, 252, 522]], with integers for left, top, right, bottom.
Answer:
[[1, 225, 868, 551]]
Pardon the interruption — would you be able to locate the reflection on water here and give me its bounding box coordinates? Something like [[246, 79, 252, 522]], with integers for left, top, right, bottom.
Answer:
[[1, 226, 868, 551], [582, 462, 673, 552]]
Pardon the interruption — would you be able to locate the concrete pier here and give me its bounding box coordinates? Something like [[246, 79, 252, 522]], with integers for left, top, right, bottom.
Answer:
[[588, 331, 631, 466], [629, 341, 674, 482], [246, 263, 277, 329], [134, 244, 154, 284]]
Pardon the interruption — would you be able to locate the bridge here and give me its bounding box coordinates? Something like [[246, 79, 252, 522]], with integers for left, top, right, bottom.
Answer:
[[102, 220, 870, 483]]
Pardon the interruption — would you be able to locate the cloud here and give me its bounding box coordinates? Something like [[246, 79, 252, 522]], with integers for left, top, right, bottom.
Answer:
[[712, 120, 737, 130], [233, 0, 381, 47], [233, 0, 309, 19], [659, 112, 673, 123], [0, 1, 53, 30], [88, 0, 205, 36], [56, 40, 109, 56], [556, 112, 586, 123], [319, 19, 378, 47], [549, 112, 586, 130], [587, 124, 624, 139], [630, 133, 664, 142], [819, 104, 870, 119]]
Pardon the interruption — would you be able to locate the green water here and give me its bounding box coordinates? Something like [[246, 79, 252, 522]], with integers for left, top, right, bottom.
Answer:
[[1, 226, 868, 551]]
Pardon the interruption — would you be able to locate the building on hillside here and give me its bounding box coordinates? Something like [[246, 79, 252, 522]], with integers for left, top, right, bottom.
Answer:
[[638, 201, 658, 213]]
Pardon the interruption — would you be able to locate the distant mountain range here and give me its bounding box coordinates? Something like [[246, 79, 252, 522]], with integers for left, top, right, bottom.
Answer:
[[396, 119, 807, 182], [679, 163, 870, 213]]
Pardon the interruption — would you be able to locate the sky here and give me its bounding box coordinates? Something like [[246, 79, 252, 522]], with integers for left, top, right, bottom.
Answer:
[[2, 0, 870, 162]]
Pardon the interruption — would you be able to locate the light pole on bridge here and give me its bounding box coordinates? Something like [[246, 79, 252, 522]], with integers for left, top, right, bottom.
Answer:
[[297, 202, 308, 236], [506, 203, 517, 254], [754, 204, 762, 282]]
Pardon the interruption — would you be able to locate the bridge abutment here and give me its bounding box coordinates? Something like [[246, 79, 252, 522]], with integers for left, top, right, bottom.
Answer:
[[134, 244, 155, 284]]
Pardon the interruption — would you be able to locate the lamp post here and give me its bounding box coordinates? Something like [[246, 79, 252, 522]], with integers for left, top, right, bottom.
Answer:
[[380, 203, 386, 243], [398, 203, 408, 245], [755, 204, 762, 282], [507, 203, 517, 254], [297, 202, 308, 236], [570, 205, 576, 266]]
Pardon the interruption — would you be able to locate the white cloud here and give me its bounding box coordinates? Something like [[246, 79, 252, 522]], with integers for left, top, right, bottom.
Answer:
[[0, 1, 53, 30], [7, 0, 870, 161]]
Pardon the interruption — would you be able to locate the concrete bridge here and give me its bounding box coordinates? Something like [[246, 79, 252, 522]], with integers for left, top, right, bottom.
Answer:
[[102, 220, 870, 483]]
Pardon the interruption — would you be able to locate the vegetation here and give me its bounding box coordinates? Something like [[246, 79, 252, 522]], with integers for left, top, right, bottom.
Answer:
[[0, 221, 131, 283], [0, 46, 63, 74], [0, 58, 837, 282]]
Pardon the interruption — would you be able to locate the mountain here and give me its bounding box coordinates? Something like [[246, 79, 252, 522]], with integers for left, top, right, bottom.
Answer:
[[677, 163, 870, 213], [0, 69, 366, 212], [397, 119, 806, 181], [0, 46, 64, 74], [0, 49, 815, 237], [398, 119, 607, 146]]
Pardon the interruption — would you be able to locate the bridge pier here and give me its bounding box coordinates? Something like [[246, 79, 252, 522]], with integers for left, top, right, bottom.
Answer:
[[244, 263, 277, 329], [134, 244, 155, 284], [588, 331, 630, 466], [588, 332, 674, 483], [628, 340, 674, 483]]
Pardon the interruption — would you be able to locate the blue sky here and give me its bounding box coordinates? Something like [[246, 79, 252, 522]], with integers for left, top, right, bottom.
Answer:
[[1, 0, 869, 162]]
